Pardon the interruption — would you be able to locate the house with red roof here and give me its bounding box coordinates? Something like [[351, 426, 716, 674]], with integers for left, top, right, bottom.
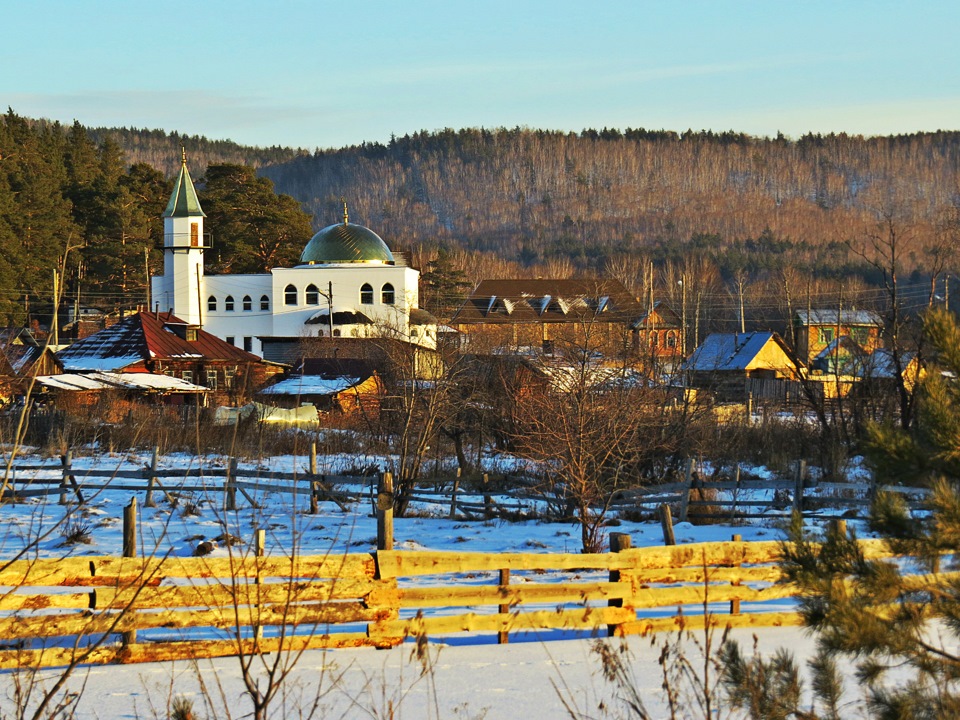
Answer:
[[54, 310, 278, 405]]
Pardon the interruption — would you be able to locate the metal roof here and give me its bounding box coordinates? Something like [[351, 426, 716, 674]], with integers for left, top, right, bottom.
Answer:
[[57, 311, 260, 371], [299, 222, 394, 265], [452, 278, 642, 325], [163, 159, 206, 218], [35, 372, 207, 393], [795, 309, 883, 326], [683, 332, 792, 372]]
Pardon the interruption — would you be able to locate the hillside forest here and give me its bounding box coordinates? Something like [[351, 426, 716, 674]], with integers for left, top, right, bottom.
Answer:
[[2, 109, 959, 338]]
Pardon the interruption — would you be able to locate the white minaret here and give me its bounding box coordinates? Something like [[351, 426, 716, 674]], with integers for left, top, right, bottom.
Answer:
[[153, 150, 206, 325]]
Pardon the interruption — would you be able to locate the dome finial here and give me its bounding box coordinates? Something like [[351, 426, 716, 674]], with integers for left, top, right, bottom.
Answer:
[[341, 196, 349, 225], [181, 146, 187, 166]]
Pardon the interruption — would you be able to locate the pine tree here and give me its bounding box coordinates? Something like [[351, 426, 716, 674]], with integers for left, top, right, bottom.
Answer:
[[776, 308, 960, 718]]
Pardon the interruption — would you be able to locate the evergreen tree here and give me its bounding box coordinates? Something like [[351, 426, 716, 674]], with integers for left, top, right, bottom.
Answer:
[[198, 164, 313, 273], [726, 308, 960, 719], [419, 249, 471, 319]]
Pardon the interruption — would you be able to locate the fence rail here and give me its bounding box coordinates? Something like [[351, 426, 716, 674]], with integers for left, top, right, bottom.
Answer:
[[0, 450, 931, 523], [0, 536, 904, 669]]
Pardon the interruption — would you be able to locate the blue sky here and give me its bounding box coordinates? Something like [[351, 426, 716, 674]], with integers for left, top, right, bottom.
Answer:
[[3, 1, 958, 150]]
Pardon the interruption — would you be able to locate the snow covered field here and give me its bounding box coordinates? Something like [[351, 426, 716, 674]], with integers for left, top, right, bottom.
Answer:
[[0, 448, 839, 719]]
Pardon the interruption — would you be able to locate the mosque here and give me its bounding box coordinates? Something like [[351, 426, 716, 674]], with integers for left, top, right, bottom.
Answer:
[[150, 156, 436, 360]]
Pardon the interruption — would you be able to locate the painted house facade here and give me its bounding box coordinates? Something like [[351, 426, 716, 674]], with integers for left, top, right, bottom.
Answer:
[[795, 309, 884, 364]]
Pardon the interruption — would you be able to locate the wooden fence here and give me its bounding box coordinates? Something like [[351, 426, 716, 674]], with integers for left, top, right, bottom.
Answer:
[[0, 536, 904, 670], [0, 450, 930, 524]]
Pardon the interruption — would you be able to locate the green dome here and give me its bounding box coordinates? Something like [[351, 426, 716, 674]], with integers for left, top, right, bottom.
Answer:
[[300, 222, 395, 265]]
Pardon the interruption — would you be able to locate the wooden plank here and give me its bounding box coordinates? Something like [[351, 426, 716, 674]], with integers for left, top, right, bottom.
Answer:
[[624, 582, 798, 609], [619, 611, 804, 636], [0, 631, 383, 670], [626, 566, 784, 585], [397, 581, 631, 608], [0, 590, 93, 611], [0, 600, 389, 639], [92, 576, 386, 610], [368, 606, 636, 639], [0, 553, 376, 586], [374, 541, 898, 578]]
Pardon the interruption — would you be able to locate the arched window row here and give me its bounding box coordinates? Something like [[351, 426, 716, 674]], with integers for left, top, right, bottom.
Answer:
[[207, 294, 270, 312]]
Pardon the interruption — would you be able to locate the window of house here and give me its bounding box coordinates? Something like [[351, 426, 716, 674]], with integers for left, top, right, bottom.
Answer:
[[182, 370, 193, 384], [850, 327, 869, 345], [284, 284, 297, 305], [207, 296, 217, 312], [186, 327, 198, 342], [242, 295, 252, 311], [190, 222, 199, 247], [226, 336, 235, 346], [205, 370, 218, 389], [225, 295, 235, 312], [360, 283, 373, 304], [260, 295, 270, 311], [666, 332, 677, 348], [818, 327, 835, 344], [381, 283, 395, 305], [305, 284, 320, 305], [243, 337, 253, 352], [224, 367, 236, 388], [333, 329, 341, 337]]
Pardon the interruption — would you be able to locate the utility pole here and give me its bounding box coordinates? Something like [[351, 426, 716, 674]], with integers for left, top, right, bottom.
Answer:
[[328, 281, 334, 339], [680, 274, 687, 356], [144, 247, 151, 310], [51, 269, 59, 347]]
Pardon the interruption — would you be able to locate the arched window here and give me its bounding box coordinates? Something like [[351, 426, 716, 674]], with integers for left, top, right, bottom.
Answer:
[[284, 284, 297, 306], [381, 283, 395, 305], [360, 283, 374, 304], [305, 284, 320, 305], [207, 296, 217, 312], [225, 295, 235, 312], [260, 295, 270, 311], [242, 295, 252, 312]]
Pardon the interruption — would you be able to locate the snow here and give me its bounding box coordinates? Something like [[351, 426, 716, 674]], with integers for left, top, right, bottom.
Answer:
[[34, 372, 208, 392], [58, 356, 140, 372], [259, 375, 362, 396], [0, 448, 853, 719]]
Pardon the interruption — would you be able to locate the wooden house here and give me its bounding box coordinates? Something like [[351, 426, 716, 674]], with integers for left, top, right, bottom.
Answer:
[[450, 278, 643, 358], [258, 358, 383, 417], [795, 309, 884, 364], [683, 331, 801, 399], [632, 301, 684, 364], [0, 328, 63, 405], [54, 310, 279, 405]]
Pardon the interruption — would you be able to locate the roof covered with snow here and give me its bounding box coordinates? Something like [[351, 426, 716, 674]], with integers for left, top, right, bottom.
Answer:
[[452, 278, 642, 325], [56, 311, 260, 371], [34, 372, 208, 393], [795, 309, 883, 327], [683, 332, 794, 372]]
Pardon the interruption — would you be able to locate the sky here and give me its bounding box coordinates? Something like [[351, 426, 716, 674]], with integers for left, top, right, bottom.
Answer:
[[3, 1, 959, 150]]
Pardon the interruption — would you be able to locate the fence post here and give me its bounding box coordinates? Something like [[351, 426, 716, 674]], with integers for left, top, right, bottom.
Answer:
[[225, 457, 238, 512], [793, 460, 806, 514], [144, 446, 159, 508], [253, 527, 265, 645], [608, 532, 632, 636], [482, 472, 493, 518], [377, 472, 394, 551], [59, 451, 71, 506], [678, 458, 693, 523], [729, 533, 742, 615], [659, 504, 676, 546], [309, 442, 319, 514], [448, 467, 461, 520], [498, 568, 511, 644], [122, 497, 137, 647]]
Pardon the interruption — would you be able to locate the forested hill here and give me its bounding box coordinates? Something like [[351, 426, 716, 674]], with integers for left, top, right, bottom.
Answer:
[[88, 125, 304, 176], [256, 128, 960, 278]]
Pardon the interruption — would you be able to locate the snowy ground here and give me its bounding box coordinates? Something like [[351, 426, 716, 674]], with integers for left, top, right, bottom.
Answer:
[[0, 448, 858, 719]]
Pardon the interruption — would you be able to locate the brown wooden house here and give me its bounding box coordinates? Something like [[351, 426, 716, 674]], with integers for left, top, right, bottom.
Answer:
[[450, 278, 644, 358], [55, 311, 279, 405]]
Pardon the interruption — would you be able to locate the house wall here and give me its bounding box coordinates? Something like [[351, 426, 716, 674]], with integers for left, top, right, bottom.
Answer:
[[798, 323, 883, 363]]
